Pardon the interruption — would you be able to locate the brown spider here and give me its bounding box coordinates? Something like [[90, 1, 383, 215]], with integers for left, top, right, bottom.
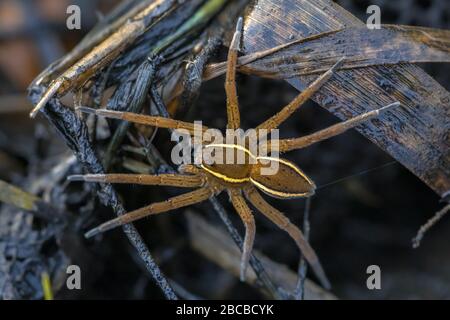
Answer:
[[69, 18, 400, 288]]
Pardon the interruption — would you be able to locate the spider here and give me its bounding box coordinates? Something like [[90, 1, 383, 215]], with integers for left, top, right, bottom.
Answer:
[[69, 18, 400, 288]]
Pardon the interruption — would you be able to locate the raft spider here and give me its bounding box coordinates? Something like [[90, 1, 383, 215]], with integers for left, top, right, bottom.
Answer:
[[69, 18, 400, 288]]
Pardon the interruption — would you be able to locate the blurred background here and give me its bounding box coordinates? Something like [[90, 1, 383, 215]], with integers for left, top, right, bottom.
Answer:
[[0, 0, 449, 299]]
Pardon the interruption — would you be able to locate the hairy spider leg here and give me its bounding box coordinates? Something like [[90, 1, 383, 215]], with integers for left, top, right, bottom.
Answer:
[[68, 173, 204, 187], [76, 106, 208, 136], [78, 178, 216, 238], [244, 185, 330, 289], [278, 102, 401, 152], [256, 57, 346, 131], [225, 17, 243, 130], [229, 189, 256, 281]]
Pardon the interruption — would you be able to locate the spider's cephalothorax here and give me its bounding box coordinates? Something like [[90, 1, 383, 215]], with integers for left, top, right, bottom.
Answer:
[[70, 18, 400, 288]]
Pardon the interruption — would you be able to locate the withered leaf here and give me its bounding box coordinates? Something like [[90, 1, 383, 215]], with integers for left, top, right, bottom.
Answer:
[[204, 25, 450, 80], [237, 0, 450, 198]]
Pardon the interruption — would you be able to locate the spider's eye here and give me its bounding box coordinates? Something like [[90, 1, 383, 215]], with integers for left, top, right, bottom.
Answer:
[[250, 157, 315, 199]]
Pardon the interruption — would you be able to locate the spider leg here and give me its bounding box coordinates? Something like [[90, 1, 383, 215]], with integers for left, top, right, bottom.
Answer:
[[84, 187, 215, 238], [225, 17, 243, 130], [76, 106, 208, 136], [244, 186, 331, 289], [68, 173, 204, 188], [178, 164, 201, 175], [278, 101, 401, 152], [229, 188, 256, 281], [256, 57, 345, 131]]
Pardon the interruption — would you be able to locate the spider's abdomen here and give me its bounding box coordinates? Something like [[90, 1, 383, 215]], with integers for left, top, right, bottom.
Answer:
[[250, 157, 316, 199]]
